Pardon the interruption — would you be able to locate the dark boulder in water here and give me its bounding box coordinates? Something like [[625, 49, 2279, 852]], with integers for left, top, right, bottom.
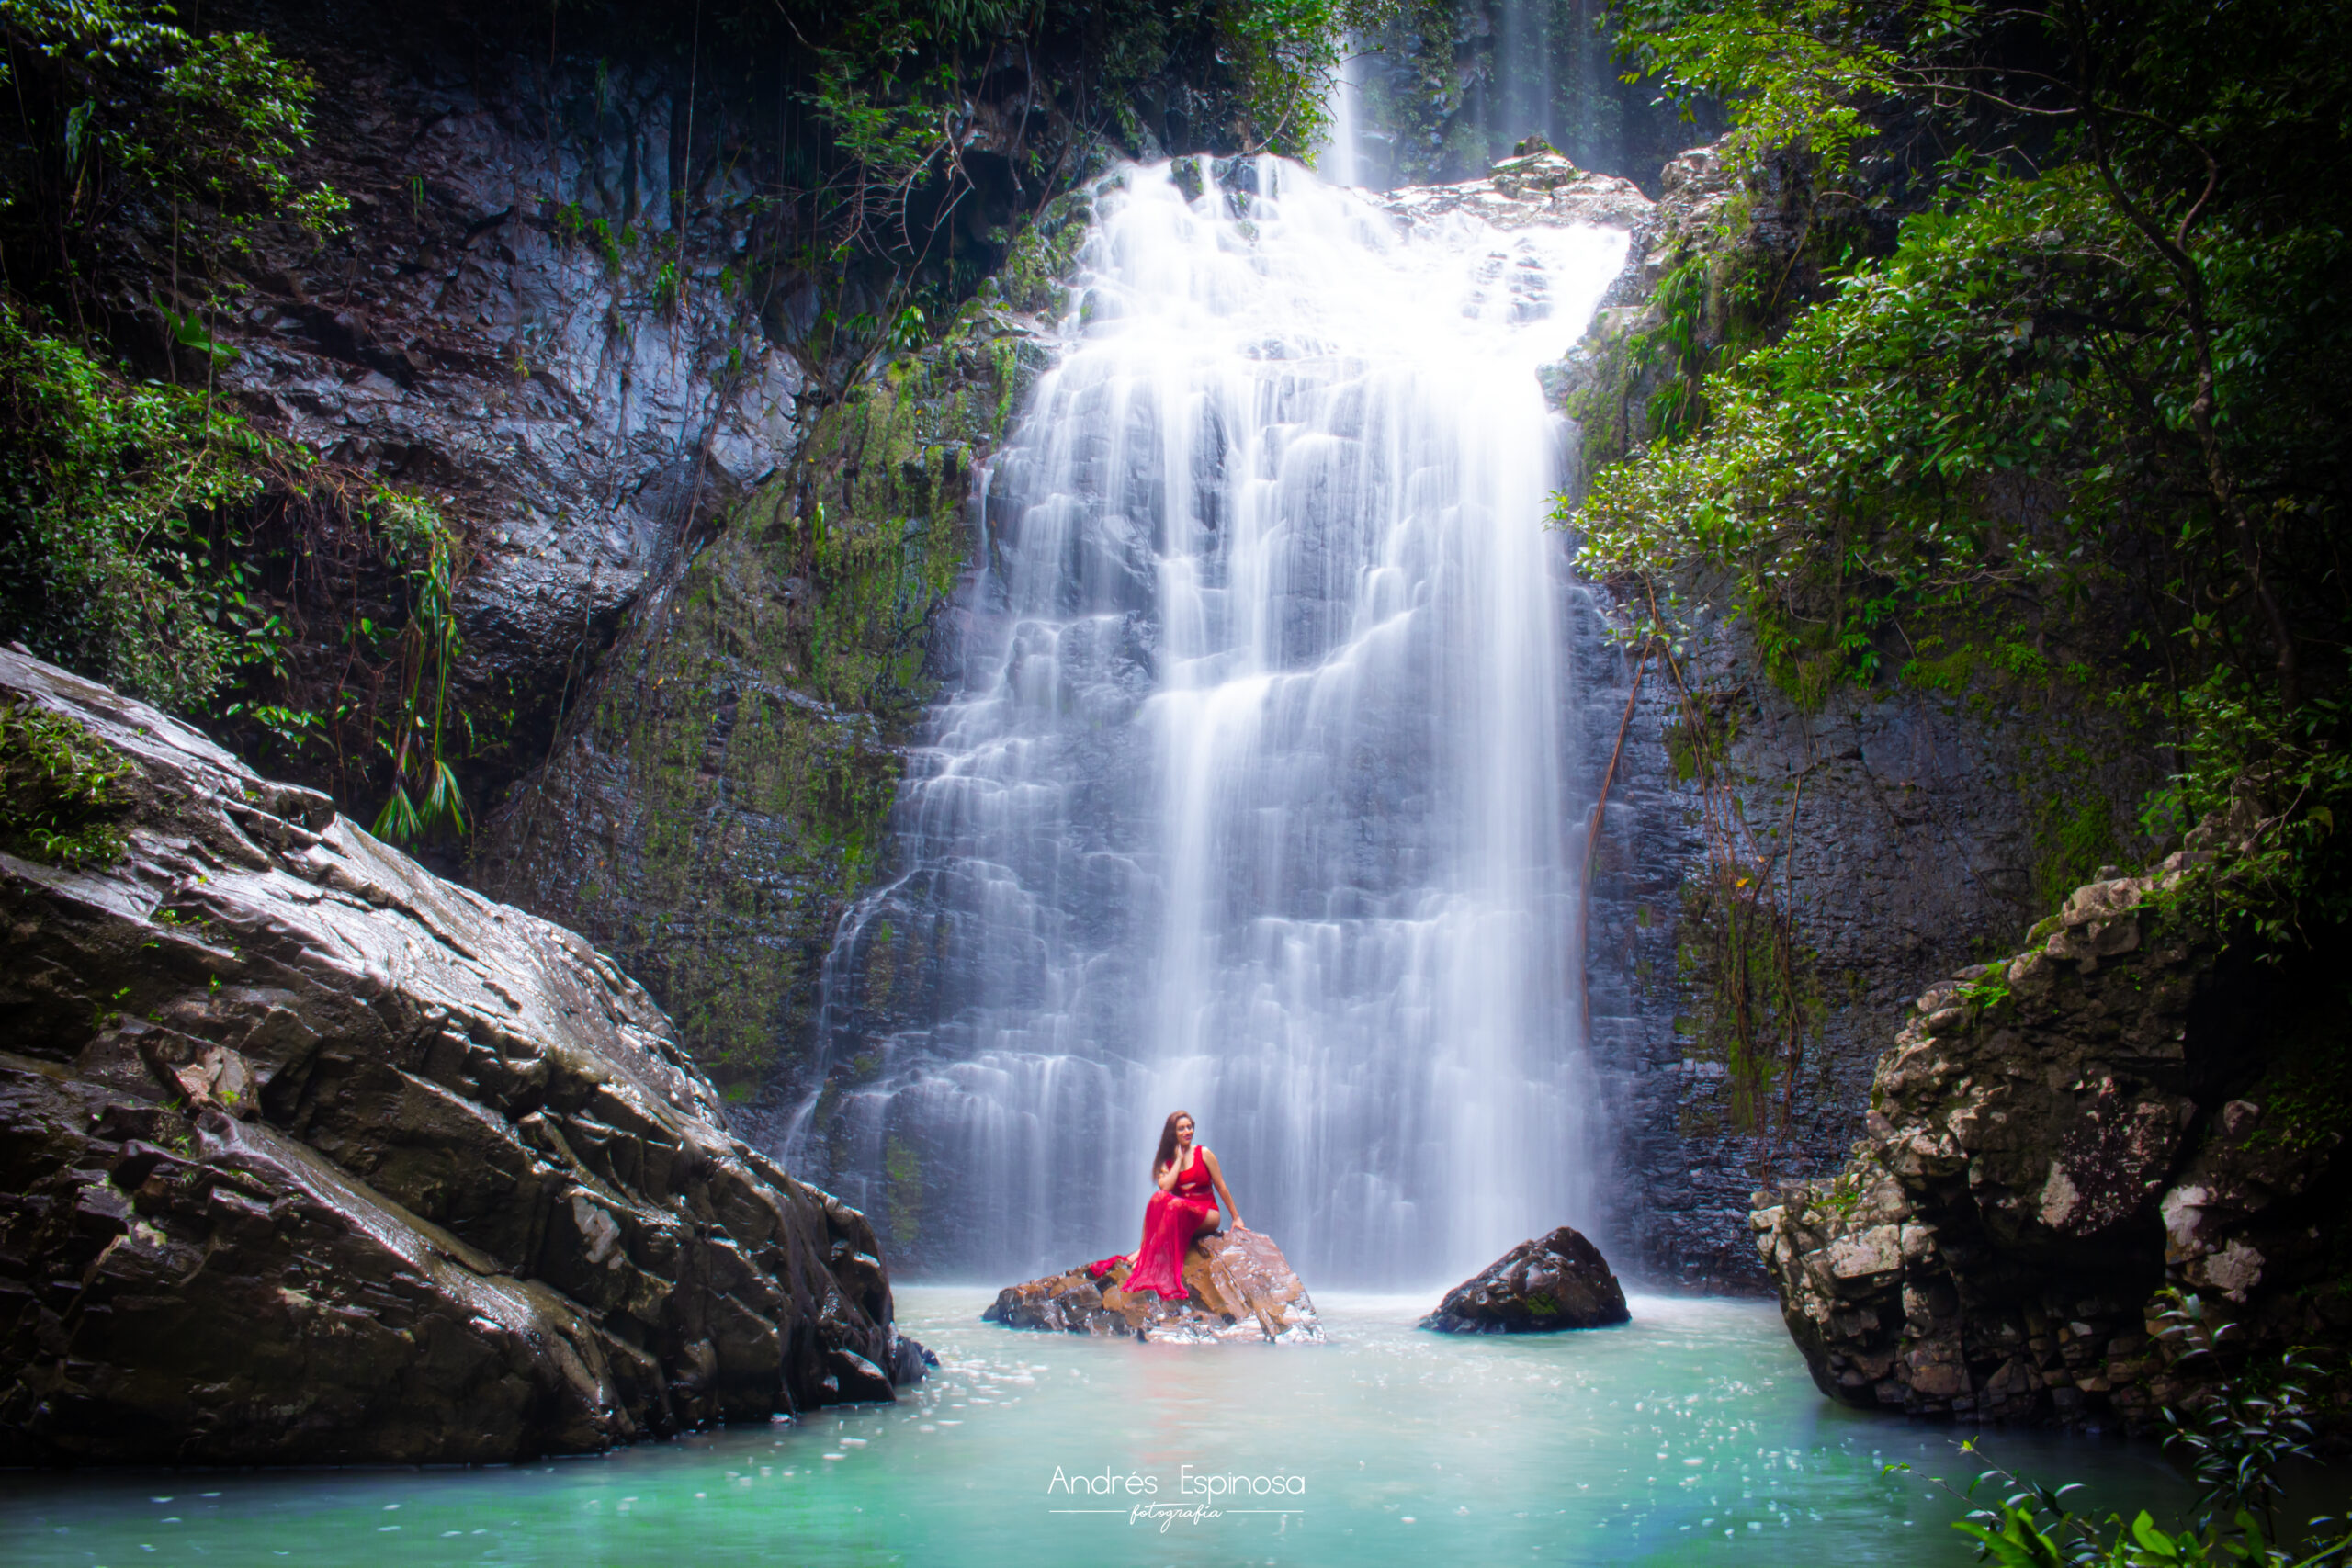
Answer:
[[1420, 1225, 1632, 1333], [0, 649, 923, 1465]]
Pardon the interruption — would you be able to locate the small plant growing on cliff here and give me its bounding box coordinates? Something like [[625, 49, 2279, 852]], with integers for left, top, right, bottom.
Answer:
[[363, 488, 468, 844], [1955, 968, 2013, 1013], [0, 696, 132, 867], [1815, 1169, 1865, 1221]]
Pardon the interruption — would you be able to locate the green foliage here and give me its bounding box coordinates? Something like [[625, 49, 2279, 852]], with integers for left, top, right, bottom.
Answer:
[[2161, 680, 2352, 944], [1635, 250, 1713, 441], [0, 0, 346, 300], [2035, 794, 2122, 914], [0, 302, 468, 844], [1612, 0, 1901, 178], [0, 0, 467, 842], [364, 490, 469, 844], [1815, 1168, 1864, 1220], [1916, 1296, 2349, 1567], [1953, 966, 2011, 1011], [0, 695, 132, 867], [2152, 1293, 2324, 1547], [0, 299, 280, 710], [1573, 0, 2352, 941], [1577, 164, 2141, 688], [1215, 0, 1407, 158]]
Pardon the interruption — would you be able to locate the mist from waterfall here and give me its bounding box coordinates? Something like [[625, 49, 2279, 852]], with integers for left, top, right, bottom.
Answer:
[[784, 158, 1628, 1288]]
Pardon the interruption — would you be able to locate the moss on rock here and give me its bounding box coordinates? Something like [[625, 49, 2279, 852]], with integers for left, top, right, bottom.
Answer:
[[0, 695, 134, 868]]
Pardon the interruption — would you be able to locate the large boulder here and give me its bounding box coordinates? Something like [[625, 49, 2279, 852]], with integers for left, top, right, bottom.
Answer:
[[1750, 841, 2352, 1430], [1419, 1225, 1632, 1333], [984, 1230, 1323, 1344], [0, 649, 923, 1464]]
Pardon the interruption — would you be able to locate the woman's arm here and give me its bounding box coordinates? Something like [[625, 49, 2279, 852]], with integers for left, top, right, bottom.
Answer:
[[1155, 1155, 1183, 1192], [1202, 1147, 1244, 1232]]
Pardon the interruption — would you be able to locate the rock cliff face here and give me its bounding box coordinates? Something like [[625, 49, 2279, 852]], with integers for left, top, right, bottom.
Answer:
[[0, 649, 922, 1464], [1750, 841, 2350, 1428], [125, 2, 822, 831], [984, 1232, 1324, 1344], [472, 195, 1086, 1107], [1559, 140, 2164, 1291]]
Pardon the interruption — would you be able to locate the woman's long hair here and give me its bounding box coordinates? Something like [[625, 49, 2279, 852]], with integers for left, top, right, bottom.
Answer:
[[1154, 1111, 1193, 1175]]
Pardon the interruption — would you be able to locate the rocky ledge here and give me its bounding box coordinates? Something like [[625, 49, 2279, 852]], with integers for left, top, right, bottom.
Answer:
[[1420, 1224, 1631, 1333], [1376, 143, 1653, 233], [984, 1230, 1323, 1344], [1752, 833, 2351, 1430], [0, 649, 925, 1465]]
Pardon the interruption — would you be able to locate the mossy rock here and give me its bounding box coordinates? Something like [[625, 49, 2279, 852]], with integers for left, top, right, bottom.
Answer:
[[0, 696, 134, 867]]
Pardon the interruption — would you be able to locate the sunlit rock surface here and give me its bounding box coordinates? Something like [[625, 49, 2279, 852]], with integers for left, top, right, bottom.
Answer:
[[984, 1230, 1324, 1343], [1752, 829, 2352, 1430], [1376, 145, 1652, 232], [0, 649, 925, 1464], [1419, 1224, 1631, 1333]]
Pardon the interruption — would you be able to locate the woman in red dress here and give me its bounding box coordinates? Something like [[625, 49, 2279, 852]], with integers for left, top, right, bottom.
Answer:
[[1101, 1111, 1247, 1301]]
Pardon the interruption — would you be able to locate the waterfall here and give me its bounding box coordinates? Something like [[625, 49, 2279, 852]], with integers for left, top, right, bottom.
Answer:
[[1312, 47, 1365, 189], [1492, 0, 1556, 154], [784, 158, 1629, 1288]]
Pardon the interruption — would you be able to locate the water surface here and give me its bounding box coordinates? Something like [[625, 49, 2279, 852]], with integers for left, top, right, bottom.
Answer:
[[2, 1288, 2199, 1565]]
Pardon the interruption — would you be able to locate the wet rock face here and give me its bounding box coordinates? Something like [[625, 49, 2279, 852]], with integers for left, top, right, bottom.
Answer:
[[1751, 848, 2351, 1430], [0, 649, 922, 1464], [471, 218, 1072, 1110], [983, 1231, 1323, 1344], [1419, 1225, 1632, 1333], [120, 4, 810, 821], [1375, 148, 1653, 232]]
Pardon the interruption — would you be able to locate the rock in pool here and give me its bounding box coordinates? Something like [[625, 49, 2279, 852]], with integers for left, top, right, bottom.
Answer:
[[985, 1229, 1323, 1343], [1420, 1224, 1631, 1333], [0, 649, 926, 1464]]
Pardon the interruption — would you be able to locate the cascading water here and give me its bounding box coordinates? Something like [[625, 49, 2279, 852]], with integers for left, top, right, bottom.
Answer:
[[1311, 47, 1366, 188], [1492, 0, 1555, 154], [784, 157, 1629, 1288]]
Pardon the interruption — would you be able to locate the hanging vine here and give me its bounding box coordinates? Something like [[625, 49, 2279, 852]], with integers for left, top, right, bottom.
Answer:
[[1634, 580, 1819, 1175]]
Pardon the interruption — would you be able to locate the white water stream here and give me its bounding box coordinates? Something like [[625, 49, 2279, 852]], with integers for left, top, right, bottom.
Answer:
[[786, 158, 1628, 1287]]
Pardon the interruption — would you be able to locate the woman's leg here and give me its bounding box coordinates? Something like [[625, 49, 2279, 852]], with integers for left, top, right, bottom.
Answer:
[[1126, 1190, 1173, 1270]]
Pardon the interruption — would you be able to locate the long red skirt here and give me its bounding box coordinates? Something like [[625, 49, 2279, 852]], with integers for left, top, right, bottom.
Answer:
[[1121, 1148, 1216, 1301]]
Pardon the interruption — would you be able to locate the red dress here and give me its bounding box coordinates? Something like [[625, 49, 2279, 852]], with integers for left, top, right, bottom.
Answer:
[[1118, 1147, 1218, 1302]]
